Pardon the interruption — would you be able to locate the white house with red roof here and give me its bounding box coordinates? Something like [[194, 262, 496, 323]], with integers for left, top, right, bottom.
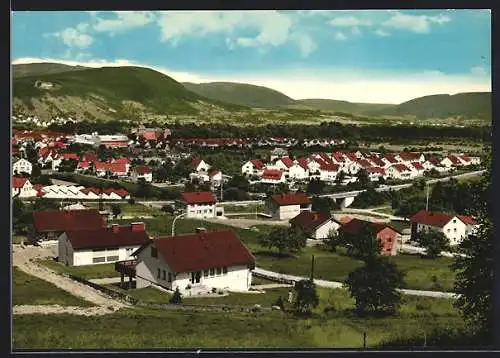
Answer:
[[319, 163, 340, 182], [58, 222, 151, 266], [12, 177, 37, 198], [409, 162, 425, 176], [290, 211, 341, 240], [386, 163, 414, 180], [396, 152, 425, 164], [410, 209, 477, 246], [440, 155, 463, 168], [131, 165, 153, 183], [260, 169, 286, 184], [51, 153, 80, 171], [133, 229, 255, 295], [181, 191, 219, 219], [274, 157, 294, 172], [241, 159, 265, 176], [207, 169, 223, 187], [366, 167, 386, 181], [266, 192, 312, 220], [191, 158, 211, 173], [288, 160, 309, 180], [13, 158, 33, 175]]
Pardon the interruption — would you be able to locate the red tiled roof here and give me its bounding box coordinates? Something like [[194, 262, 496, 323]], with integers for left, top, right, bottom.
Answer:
[[356, 159, 373, 168], [108, 163, 128, 174], [182, 191, 217, 204], [456, 215, 476, 225], [151, 230, 255, 273], [459, 155, 471, 163], [409, 209, 452, 228], [141, 131, 157, 141], [411, 162, 425, 170], [339, 218, 400, 236], [319, 163, 340, 172], [279, 157, 294, 168], [250, 159, 265, 169], [12, 176, 28, 188], [191, 157, 202, 167], [331, 152, 344, 162], [384, 154, 398, 163], [270, 192, 311, 206], [399, 152, 422, 161], [391, 163, 411, 172], [113, 157, 131, 165], [65, 225, 151, 250], [135, 165, 152, 175], [61, 153, 80, 161], [367, 167, 385, 175], [78, 161, 90, 169], [369, 156, 386, 167], [344, 152, 358, 161], [296, 158, 309, 169], [446, 155, 462, 165], [290, 211, 337, 233], [261, 169, 284, 180], [32, 209, 105, 232]]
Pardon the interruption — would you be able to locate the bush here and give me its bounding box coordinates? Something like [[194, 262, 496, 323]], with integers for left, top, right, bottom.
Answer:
[[169, 288, 182, 305]]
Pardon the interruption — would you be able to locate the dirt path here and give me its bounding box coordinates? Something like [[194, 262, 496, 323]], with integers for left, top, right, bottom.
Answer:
[[203, 217, 289, 229], [12, 244, 129, 315]]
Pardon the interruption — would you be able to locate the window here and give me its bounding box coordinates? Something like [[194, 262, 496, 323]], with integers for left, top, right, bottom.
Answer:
[[222, 267, 228, 275], [203, 270, 209, 277], [162, 270, 166, 280], [210, 268, 215, 277], [453, 228, 457, 232], [151, 247, 157, 258], [168, 273, 172, 282], [93, 257, 106, 263], [453, 219, 456, 223], [157, 269, 161, 278], [106, 255, 119, 262], [447, 229, 450, 233], [216, 267, 222, 276]]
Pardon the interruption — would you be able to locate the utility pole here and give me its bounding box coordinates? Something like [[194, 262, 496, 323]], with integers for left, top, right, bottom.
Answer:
[[310, 255, 315, 282], [425, 183, 430, 211]]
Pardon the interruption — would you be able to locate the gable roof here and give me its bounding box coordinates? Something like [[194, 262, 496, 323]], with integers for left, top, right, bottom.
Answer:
[[367, 167, 385, 175], [390, 163, 411, 172], [409, 209, 452, 228], [456, 214, 476, 225], [148, 229, 255, 273], [296, 157, 309, 169], [12, 176, 28, 189], [182, 191, 217, 204], [289, 211, 338, 233], [399, 152, 422, 161], [261, 169, 284, 180], [369, 156, 386, 167], [383, 154, 398, 163], [278, 157, 294, 168], [32, 209, 105, 232], [134, 165, 152, 175], [411, 162, 425, 170], [339, 218, 401, 236], [270, 192, 311, 206], [250, 159, 265, 169], [445, 155, 462, 165], [65, 225, 151, 250]]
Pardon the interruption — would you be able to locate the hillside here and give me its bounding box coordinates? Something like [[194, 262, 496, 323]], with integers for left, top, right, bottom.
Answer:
[[183, 82, 296, 108], [12, 66, 246, 121], [290, 98, 395, 114], [367, 92, 492, 120], [13, 63, 89, 78]]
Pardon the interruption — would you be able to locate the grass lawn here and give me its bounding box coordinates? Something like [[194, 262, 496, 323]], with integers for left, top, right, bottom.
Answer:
[[255, 246, 455, 291], [13, 287, 464, 349], [38, 259, 120, 279], [12, 267, 93, 307], [222, 203, 264, 214], [374, 207, 396, 215], [390, 220, 411, 232], [119, 204, 163, 217]]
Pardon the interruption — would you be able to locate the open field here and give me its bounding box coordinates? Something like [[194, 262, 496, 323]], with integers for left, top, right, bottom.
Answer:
[[12, 286, 463, 349], [39, 259, 121, 280], [222, 203, 265, 213], [12, 267, 93, 307]]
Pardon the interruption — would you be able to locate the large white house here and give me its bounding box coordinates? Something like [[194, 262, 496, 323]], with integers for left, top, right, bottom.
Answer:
[[289, 211, 341, 240], [191, 158, 211, 173], [260, 169, 286, 184], [133, 229, 255, 295], [266, 192, 312, 220], [241, 159, 265, 177], [131, 165, 153, 183], [58, 222, 151, 266], [12, 177, 37, 198], [13, 158, 33, 175], [410, 209, 477, 246], [181, 191, 219, 219]]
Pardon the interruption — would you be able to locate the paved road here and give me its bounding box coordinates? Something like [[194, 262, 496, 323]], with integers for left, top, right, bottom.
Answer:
[[202, 217, 289, 229], [253, 267, 458, 299], [338, 207, 407, 221]]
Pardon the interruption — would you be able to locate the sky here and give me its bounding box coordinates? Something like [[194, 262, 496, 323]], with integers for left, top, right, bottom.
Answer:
[[11, 10, 491, 104]]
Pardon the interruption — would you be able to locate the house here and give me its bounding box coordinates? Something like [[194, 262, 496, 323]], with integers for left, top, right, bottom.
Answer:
[[441, 155, 462, 168], [260, 169, 286, 184], [241, 159, 265, 176], [410, 162, 425, 176], [134, 229, 255, 295], [274, 157, 294, 172], [366, 167, 386, 181], [289, 211, 341, 240], [381, 154, 399, 168], [51, 153, 80, 171], [191, 158, 211, 173], [58, 222, 151, 266], [319, 163, 339, 182], [13, 158, 33, 175], [12, 177, 37, 198], [131, 165, 153, 183], [338, 218, 401, 256], [32, 209, 106, 243], [181, 192, 218, 219], [397, 152, 425, 164], [386, 163, 413, 180], [409, 209, 477, 246], [288, 160, 309, 181], [266, 192, 312, 220], [207, 169, 223, 187]]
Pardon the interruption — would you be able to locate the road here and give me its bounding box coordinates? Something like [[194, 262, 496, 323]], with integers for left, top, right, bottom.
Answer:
[[253, 267, 458, 299], [202, 217, 289, 229], [337, 207, 407, 221]]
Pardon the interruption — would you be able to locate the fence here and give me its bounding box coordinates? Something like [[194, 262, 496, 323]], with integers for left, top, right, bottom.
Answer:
[[252, 271, 296, 286]]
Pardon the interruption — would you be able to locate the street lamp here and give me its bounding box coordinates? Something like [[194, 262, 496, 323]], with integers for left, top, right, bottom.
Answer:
[[171, 212, 186, 236]]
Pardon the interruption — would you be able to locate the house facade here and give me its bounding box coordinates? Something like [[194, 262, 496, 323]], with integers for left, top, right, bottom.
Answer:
[[290, 211, 341, 240], [131, 165, 153, 183], [12, 177, 37, 198], [241, 159, 265, 177], [266, 192, 312, 220], [58, 222, 150, 266], [181, 191, 218, 219], [13, 158, 33, 175], [134, 229, 255, 295]]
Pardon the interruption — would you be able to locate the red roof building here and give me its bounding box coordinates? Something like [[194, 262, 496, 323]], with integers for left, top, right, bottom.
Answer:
[[270, 192, 311, 206], [12, 176, 28, 189], [261, 169, 284, 181], [134, 165, 152, 175], [398, 152, 422, 162], [182, 192, 217, 205], [289, 211, 340, 239]]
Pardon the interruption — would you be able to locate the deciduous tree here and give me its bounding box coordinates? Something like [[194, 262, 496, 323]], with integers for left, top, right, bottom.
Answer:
[[414, 230, 449, 258], [258, 227, 307, 256], [293, 279, 319, 315]]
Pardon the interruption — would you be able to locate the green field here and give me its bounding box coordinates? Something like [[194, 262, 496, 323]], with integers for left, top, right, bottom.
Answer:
[[13, 287, 463, 349], [38, 260, 120, 279], [12, 267, 93, 307], [374, 207, 396, 215], [222, 203, 265, 213]]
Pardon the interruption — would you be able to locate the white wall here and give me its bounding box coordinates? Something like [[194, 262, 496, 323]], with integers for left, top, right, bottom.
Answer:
[[185, 203, 216, 219], [442, 217, 469, 246], [278, 204, 311, 220], [314, 220, 341, 240], [13, 159, 33, 175]]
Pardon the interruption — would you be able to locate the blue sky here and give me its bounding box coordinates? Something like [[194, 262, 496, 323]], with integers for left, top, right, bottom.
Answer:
[[12, 10, 491, 103]]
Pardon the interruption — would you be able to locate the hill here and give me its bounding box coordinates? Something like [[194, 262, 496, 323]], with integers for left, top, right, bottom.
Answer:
[[183, 82, 296, 108], [12, 66, 246, 121], [290, 98, 395, 114], [13, 63, 89, 78], [367, 92, 492, 120]]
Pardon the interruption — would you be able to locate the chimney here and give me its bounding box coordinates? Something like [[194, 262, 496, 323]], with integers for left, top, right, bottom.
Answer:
[[313, 213, 319, 220], [131, 222, 145, 232], [196, 227, 207, 233], [111, 224, 120, 233]]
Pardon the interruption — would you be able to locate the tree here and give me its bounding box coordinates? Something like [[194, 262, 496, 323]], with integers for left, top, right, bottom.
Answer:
[[356, 168, 370, 188], [58, 159, 78, 173], [345, 224, 382, 261], [414, 230, 449, 258], [344, 257, 405, 316], [306, 178, 325, 195], [13, 198, 30, 234], [33, 197, 59, 211], [311, 196, 339, 213], [226, 174, 250, 192], [169, 287, 183, 305], [111, 204, 122, 219], [258, 227, 307, 256], [293, 279, 319, 315], [452, 154, 493, 343], [136, 178, 152, 198], [161, 204, 175, 215], [324, 229, 344, 252], [335, 171, 346, 186]]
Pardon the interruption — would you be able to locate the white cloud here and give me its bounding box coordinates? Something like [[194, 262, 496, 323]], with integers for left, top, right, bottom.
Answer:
[[329, 16, 372, 27], [334, 31, 347, 41], [93, 11, 156, 34], [382, 12, 451, 33], [350, 26, 362, 36], [375, 28, 391, 37], [471, 66, 488, 76], [51, 27, 93, 48], [12, 57, 491, 104], [291, 32, 316, 57]]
